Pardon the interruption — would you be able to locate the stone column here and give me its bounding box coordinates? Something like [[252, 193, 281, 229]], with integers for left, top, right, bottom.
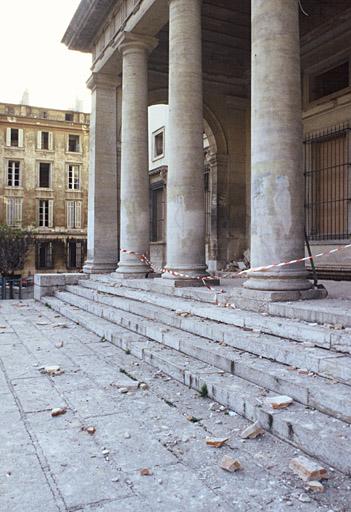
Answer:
[[163, 0, 208, 283], [114, 32, 157, 277], [83, 73, 119, 274], [244, 0, 311, 291]]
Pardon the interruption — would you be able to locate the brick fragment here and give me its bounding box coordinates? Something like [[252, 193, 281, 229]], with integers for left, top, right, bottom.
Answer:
[[240, 421, 264, 439], [265, 395, 293, 409], [306, 481, 325, 493], [206, 437, 229, 448], [51, 407, 66, 417], [289, 456, 328, 482], [219, 455, 241, 472]]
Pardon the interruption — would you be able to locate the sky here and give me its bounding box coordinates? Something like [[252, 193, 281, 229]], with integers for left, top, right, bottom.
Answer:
[[0, 0, 92, 112]]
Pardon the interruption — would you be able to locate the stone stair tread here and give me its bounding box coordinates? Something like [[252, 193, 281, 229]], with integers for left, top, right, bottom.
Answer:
[[80, 278, 351, 355], [72, 281, 351, 384], [269, 299, 351, 328], [56, 288, 351, 423], [41, 293, 351, 475]]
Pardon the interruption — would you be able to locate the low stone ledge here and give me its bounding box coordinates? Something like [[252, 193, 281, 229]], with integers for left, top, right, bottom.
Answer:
[[34, 273, 89, 300]]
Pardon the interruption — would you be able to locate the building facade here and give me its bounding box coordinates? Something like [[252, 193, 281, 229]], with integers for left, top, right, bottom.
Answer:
[[63, 0, 351, 291], [0, 102, 89, 275]]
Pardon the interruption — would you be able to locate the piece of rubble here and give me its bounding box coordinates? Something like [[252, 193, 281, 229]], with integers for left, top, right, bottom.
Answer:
[[219, 455, 241, 472], [124, 432, 131, 439], [113, 382, 139, 392], [139, 382, 149, 390], [36, 321, 50, 326], [83, 426, 96, 435], [306, 481, 325, 493], [297, 368, 309, 376], [298, 493, 311, 503], [265, 395, 293, 410], [140, 468, 153, 476], [240, 421, 264, 439], [289, 456, 328, 482], [119, 387, 129, 394], [51, 407, 66, 417], [55, 341, 64, 349], [176, 310, 191, 317], [206, 437, 229, 448], [40, 365, 64, 376]]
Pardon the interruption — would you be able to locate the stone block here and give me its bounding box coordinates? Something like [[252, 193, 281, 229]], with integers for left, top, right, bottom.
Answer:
[[289, 456, 328, 481]]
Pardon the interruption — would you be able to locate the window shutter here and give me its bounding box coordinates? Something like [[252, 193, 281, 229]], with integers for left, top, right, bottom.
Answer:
[[37, 131, 42, 149], [6, 128, 11, 146], [67, 201, 74, 229], [18, 129, 24, 148], [48, 132, 53, 150], [15, 199, 22, 225], [74, 201, 82, 229], [48, 200, 54, 228], [5, 198, 9, 224], [76, 242, 82, 267], [36, 200, 40, 226], [47, 243, 53, 268]]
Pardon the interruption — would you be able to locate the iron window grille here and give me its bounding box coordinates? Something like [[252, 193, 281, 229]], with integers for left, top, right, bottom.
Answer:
[[304, 123, 351, 241]]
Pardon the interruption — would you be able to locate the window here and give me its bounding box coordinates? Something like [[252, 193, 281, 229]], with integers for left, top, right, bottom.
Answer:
[[66, 201, 82, 229], [304, 124, 351, 240], [67, 164, 80, 190], [38, 162, 51, 188], [36, 242, 53, 269], [7, 160, 21, 187], [37, 131, 52, 150], [152, 128, 165, 160], [150, 184, 165, 242], [309, 62, 349, 102], [5, 198, 22, 226], [38, 199, 53, 227], [67, 241, 83, 269], [65, 112, 74, 122], [6, 128, 24, 147], [40, 111, 48, 119], [68, 134, 80, 152]]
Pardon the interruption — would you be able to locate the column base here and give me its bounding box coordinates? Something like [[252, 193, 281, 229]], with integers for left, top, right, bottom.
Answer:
[[239, 286, 327, 303], [83, 261, 117, 274], [243, 269, 313, 292], [155, 277, 219, 288]]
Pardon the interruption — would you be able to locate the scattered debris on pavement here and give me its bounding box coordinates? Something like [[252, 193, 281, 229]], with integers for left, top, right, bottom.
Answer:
[[40, 365, 64, 376], [265, 395, 293, 410], [219, 455, 241, 472], [206, 437, 229, 448], [240, 421, 264, 439], [289, 455, 328, 482], [51, 407, 67, 417]]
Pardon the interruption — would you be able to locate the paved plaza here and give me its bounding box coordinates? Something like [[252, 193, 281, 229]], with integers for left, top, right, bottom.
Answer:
[[0, 299, 351, 512]]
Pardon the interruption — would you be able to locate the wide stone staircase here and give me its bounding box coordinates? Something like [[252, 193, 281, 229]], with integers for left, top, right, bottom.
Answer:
[[41, 275, 351, 475]]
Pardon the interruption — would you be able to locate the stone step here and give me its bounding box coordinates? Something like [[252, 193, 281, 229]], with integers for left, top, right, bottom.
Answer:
[[268, 299, 351, 329], [82, 277, 351, 355], [41, 295, 351, 475], [56, 288, 351, 424], [73, 280, 351, 383]]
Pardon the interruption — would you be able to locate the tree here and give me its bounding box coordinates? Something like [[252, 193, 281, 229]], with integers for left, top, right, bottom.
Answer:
[[0, 224, 33, 277]]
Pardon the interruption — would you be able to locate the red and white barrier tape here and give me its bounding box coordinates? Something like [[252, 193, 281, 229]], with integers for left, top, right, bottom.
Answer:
[[121, 242, 351, 302]]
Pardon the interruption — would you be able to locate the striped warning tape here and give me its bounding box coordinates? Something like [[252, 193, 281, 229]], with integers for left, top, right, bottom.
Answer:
[[121, 242, 351, 303]]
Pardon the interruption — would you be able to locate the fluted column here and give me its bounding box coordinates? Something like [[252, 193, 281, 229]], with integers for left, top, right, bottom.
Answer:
[[83, 73, 119, 274], [244, 0, 311, 291], [162, 0, 208, 282], [114, 32, 157, 277]]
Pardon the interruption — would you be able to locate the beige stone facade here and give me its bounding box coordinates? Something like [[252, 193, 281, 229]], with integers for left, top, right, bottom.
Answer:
[[63, 0, 351, 289], [0, 102, 89, 275]]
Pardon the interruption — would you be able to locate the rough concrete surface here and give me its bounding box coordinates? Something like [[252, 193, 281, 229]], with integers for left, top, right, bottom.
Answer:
[[0, 299, 350, 512]]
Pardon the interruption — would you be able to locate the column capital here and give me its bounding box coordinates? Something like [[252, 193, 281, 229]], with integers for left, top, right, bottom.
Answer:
[[116, 31, 158, 55], [86, 72, 120, 91]]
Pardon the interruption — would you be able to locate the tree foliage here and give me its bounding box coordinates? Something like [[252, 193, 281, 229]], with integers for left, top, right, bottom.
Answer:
[[0, 225, 33, 276]]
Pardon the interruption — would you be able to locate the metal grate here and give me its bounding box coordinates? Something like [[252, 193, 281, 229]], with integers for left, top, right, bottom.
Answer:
[[304, 123, 351, 241]]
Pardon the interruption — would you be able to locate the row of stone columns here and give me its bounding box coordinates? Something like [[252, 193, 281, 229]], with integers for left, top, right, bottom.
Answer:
[[84, 0, 312, 292]]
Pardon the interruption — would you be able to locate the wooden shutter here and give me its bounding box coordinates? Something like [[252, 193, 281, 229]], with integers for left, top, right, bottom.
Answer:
[[67, 201, 74, 229], [48, 132, 53, 150], [6, 128, 11, 146], [37, 131, 42, 149], [74, 201, 82, 229], [76, 242, 82, 267], [48, 200, 54, 228], [15, 199, 22, 226], [18, 129, 24, 148]]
